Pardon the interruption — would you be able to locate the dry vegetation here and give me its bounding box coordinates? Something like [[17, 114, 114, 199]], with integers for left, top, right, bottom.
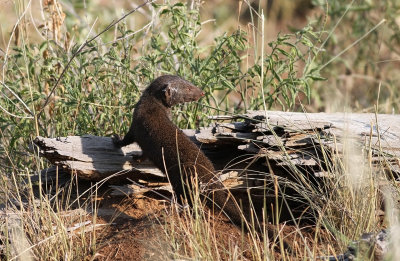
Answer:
[[1, 0, 400, 260]]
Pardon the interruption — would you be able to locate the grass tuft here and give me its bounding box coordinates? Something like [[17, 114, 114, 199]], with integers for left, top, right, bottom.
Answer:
[[0, 0, 399, 260]]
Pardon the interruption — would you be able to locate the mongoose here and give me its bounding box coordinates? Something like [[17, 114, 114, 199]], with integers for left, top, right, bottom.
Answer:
[[113, 75, 248, 227]]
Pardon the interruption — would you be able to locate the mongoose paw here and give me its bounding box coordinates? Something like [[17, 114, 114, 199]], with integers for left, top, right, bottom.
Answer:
[[111, 134, 123, 147]]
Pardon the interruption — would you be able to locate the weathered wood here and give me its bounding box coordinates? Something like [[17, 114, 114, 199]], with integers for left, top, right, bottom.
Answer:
[[1, 211, 34, 261], [33, 111, 400, 183], [205, 111, 400, 170], [33, 135, 165, 181], [213, 110, 400, 157], [108, 170, 242, 198]]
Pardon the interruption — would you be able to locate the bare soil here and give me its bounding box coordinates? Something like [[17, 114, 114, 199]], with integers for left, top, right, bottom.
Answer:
[[82, 189, 338, 261], [90, 195, 249, 260]]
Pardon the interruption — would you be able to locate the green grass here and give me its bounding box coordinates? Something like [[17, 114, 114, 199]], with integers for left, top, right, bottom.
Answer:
[[0, 0, 399, 260]]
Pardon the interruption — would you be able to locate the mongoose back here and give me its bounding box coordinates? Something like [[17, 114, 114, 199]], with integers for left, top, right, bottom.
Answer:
[[114, 75, 249, 227]]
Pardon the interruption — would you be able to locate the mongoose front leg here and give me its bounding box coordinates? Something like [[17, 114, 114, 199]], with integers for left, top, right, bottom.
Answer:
[[112, 128, 135, 148], [112, 133, 148, 162]]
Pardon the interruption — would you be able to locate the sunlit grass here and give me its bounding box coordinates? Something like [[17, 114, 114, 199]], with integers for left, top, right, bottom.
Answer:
[[0, 0, 399, 260]]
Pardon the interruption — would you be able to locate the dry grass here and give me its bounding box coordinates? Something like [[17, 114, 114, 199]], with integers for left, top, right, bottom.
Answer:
[[0, 0, 399, 260], [155, 122, 399, 260]]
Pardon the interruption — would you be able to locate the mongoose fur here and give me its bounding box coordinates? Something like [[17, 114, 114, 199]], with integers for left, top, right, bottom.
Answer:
[[113, 75, 250, 227]]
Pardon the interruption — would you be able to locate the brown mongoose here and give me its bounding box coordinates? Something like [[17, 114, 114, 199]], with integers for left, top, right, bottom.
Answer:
[[113, 75, 250, 227]]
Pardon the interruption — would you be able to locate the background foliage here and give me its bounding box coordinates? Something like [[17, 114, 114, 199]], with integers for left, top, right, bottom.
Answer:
[[1, 0, 399, 259]]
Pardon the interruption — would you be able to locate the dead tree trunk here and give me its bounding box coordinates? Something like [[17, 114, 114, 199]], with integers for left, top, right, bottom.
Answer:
[[32, 111, 400, 191]]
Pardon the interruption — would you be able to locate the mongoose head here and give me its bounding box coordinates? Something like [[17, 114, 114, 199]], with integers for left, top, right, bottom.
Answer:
[[146, 75, 205, 107]]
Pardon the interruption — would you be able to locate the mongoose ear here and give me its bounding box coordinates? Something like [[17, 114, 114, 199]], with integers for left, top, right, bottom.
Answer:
[[163, 83, 185, 106], [163, 83, 173, 107], [163, 81, 205, 107]]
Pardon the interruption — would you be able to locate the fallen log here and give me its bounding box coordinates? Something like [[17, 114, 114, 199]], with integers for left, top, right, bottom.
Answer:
[[32, 111, 400, 184], [32, 135, 164, 181], [31, 110, 400, 222]]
